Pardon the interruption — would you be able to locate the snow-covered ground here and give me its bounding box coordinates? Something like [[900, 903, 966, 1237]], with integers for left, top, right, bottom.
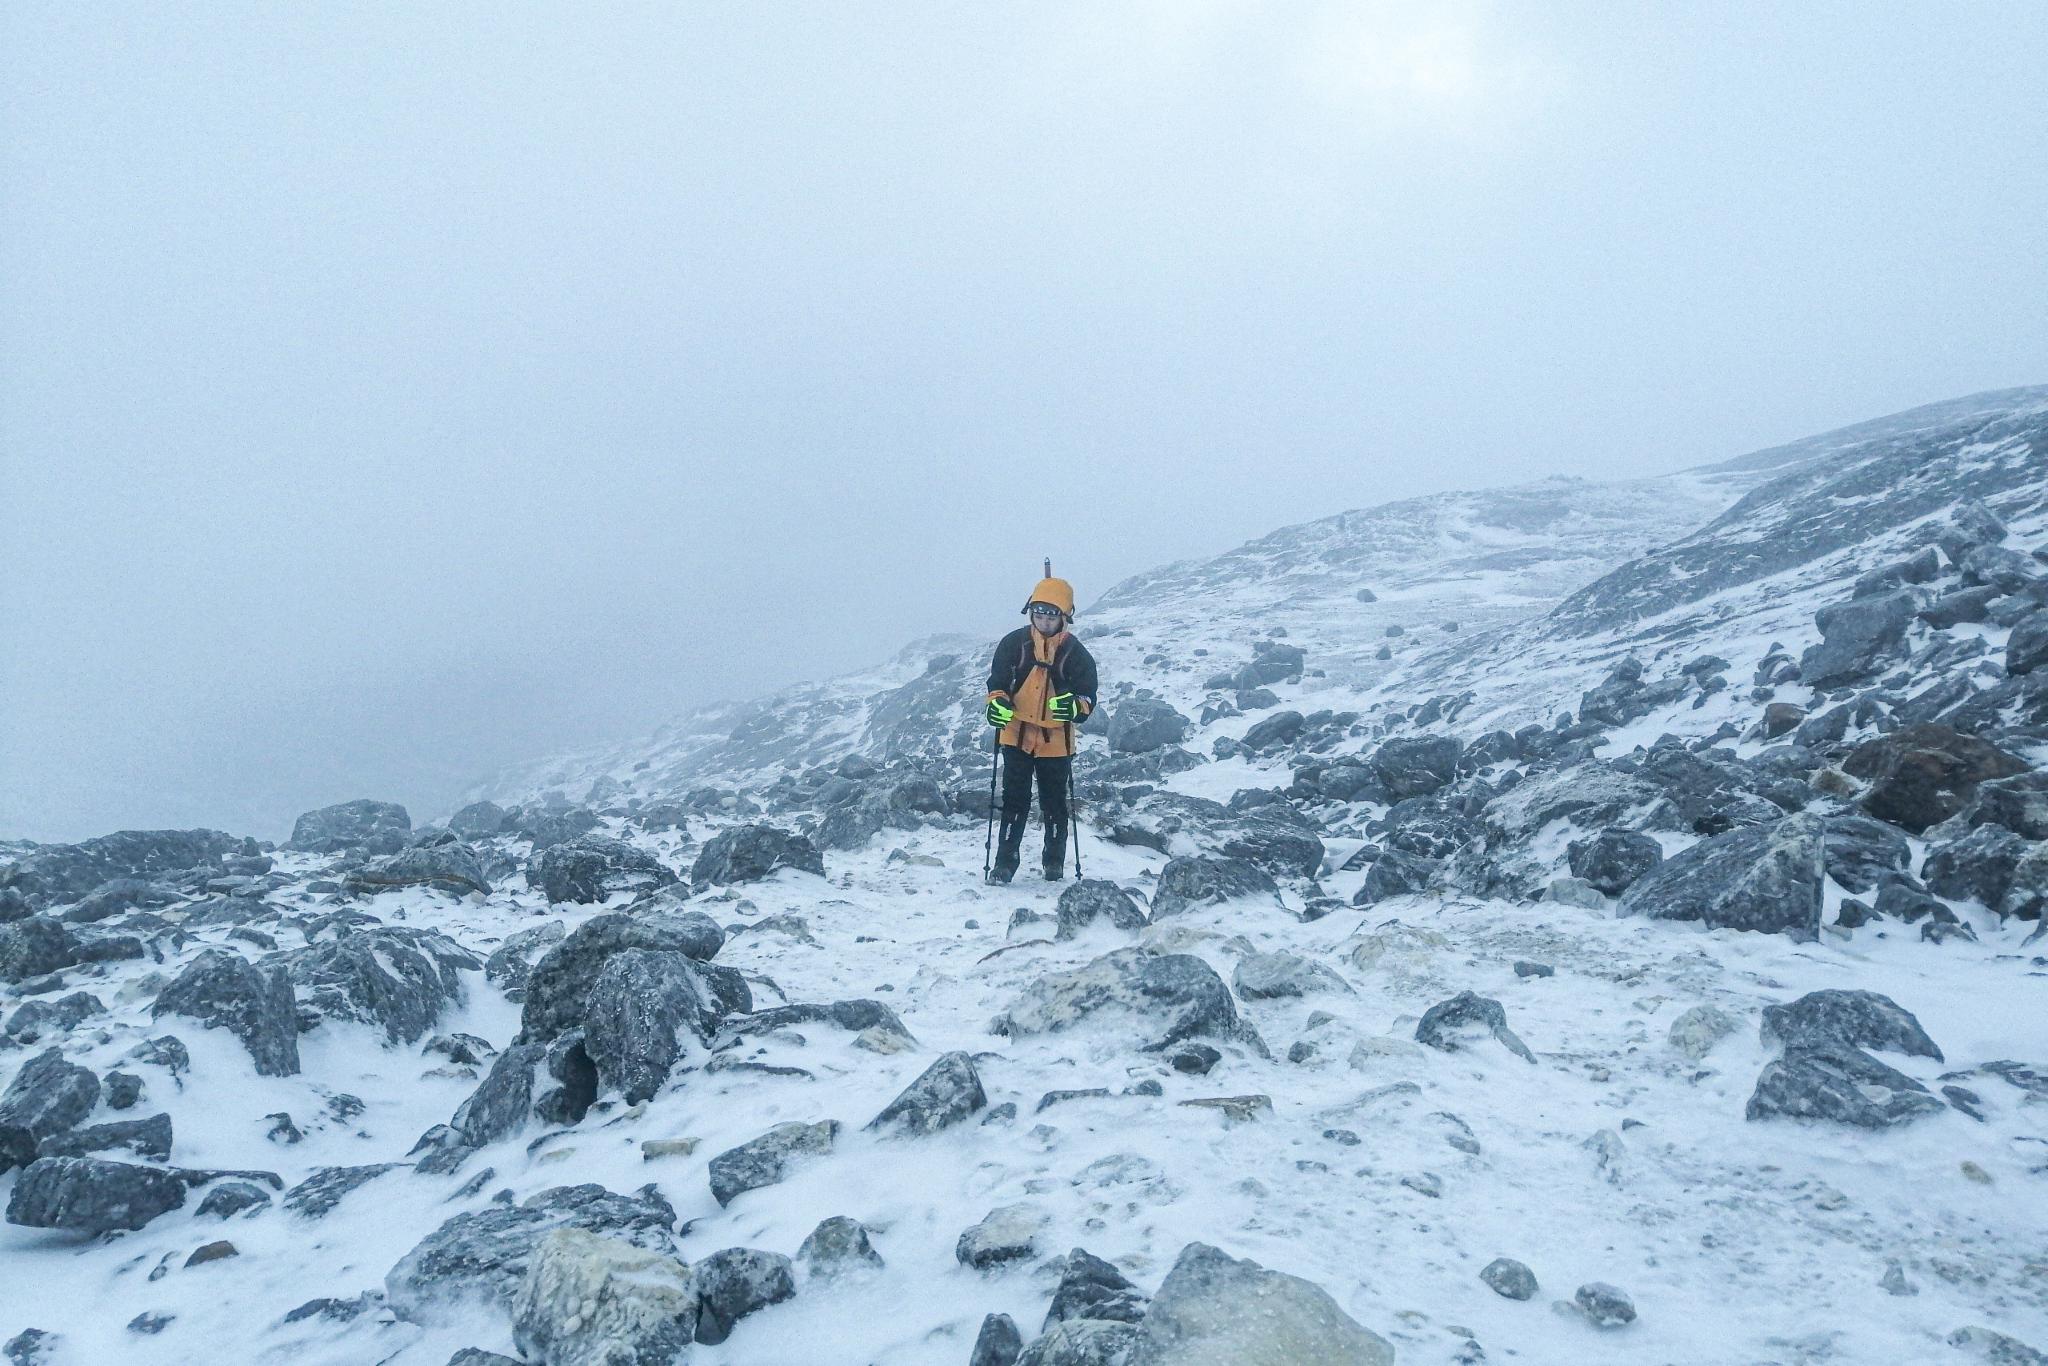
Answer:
[[4, 819, 2045, 1364]]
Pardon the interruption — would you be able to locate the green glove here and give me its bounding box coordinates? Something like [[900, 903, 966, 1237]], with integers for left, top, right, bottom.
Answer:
[[1047, 692, 1079, 722], [986, 696, 1015, 727]]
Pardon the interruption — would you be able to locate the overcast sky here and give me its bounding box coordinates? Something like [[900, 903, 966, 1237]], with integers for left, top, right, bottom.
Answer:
[[4, 2, 2045, 843]]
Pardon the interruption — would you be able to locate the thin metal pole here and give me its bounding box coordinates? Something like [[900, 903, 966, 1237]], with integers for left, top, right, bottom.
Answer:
[[982, 729, 1000, 883]]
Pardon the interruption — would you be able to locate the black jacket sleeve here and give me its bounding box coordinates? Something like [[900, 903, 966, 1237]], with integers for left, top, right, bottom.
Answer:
[[1064, 638, 1101, 724], [986, 627, 1027, 696]]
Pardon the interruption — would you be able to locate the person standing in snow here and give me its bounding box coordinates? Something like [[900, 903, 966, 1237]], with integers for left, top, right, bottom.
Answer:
[[983, 568, 1100, 884]]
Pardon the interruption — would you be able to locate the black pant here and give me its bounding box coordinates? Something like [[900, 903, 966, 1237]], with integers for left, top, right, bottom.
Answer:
[[1001, 749, 1070, 824]]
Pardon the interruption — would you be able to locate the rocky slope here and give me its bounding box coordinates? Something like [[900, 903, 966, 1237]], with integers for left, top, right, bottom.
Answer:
[[3, 386, 2047, 1366]]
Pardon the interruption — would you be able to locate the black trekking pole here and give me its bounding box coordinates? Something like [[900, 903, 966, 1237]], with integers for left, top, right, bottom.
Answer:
[[1066, 720, 1082, 879], [981, 728, 1000, 884]]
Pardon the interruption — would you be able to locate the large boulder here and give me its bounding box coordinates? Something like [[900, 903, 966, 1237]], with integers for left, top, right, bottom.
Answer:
[[582, 950, 731, 1102], [5, 1156, 187, 1232], [1799, 590, 1922, 689], [1955, 770, 2048, 840], [1017, 1320, 1143, 1365], [0, 1049, 101, 1173], [289, 926, 478, 1045], [385, 1184, 681, 1323], [1148, 856, 1280, 920], [1128, 1242, 1394, 1365], [1043, 1248, 1150, 1330], [1217, 816, 1325, 880], [1746, 1044, 1945, 1128], [1232, 951, 1352, 1000], [866, 1052, 986, 1137], [2009, 609, 2048, 676], [1054, 881, 1149, 940], [689, 825, 825, 887], [1349, 848, 1438, 906], [1820, 814, 1912, 894], [994, 947, 1258, 1053], [1921, 825, 2029, 907], [1239, 711, 1305, 753], [1567, 829, 1663, 896], [1618, 815, 1826, 941], [289, 799, 411, 855], [1108, 699, 1192, 755], [342, 839, 491, 898], [532, 835, 676, 905], [152, 949, 301, 1076], [1760, 990, 1942, 1062], [520, 913, 742, 1045], [512, 1227, 697, 1366], [709, 1120, 840, 1207], [0, 829, 247, 908], [448, 1042, 550, 1148], [446, 801, 511, 838], [1370, 736, 1460, 800], [0, 916, 81, 984], [691, 1247, 796, 1345], [1843, 724, 2029, 833]]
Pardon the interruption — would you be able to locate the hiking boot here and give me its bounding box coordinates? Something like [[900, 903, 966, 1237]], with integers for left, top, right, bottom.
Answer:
[[989, 815, 1026, 884], [1041, 822, 1068, 881]]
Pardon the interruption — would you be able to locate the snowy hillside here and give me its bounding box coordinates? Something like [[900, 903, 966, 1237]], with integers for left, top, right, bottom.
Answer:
[[4, 386, 2048, 1366]]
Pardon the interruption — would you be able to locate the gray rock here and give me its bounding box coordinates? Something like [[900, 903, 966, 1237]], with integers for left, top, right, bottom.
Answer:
[[1746, 1043, 1945, 1127], [152, 949, 301, 1076], [1239, 710, 1305, 753], [483, 919, 569, 994], [447, 801, 511, 838], [3, 1329, 58, 1365], [1999, 843, 2048, 920], [972, 1314, 1026, 1366], [1821, 815, 1912, 894], [532, 835, 677, 905], [957, 1203, 1047, 1270], [866, 1051, 986, 1137], [127, 1035, 189, 1077], [1044, 1247, 1149, 1329], [584, 950, 723, 1101], [36, 1112, 172, 1163], [520, 913, 746, 1045], [284, 1163, 404, 1218], [0, 916, 81, 984], [512, 1227, 697, 1366], [691, 1246, 795, 1345], [1371, 735, 1461, 799], [1573, 1281, 1636, 1328], [1232, 951, 1352, 1000], [796, 1215, 883, 1278], [995, 947, 1260, 1053], [1148, 856, 1280, 920], [1108, 698, 1193, 754], [1055, 881, 1149, 940], [1948, 1326, 2048, 1364], [1567, 829, 1663, 896], [385, 1183, 680, 1322], [1480, 1256, 1538, 1299], [689, 824, 825, 887], [1017, 1320, 1145, 1366], [290, 926, 478, 1045], [2010, 610, 2048, 676], [0, 1048, 101, 1172], [343, 841, 491, 898], [1761, 989, 1942, 1062], [103, 1072, 143, 1111], [1618, 814, 1826, 941], [194, 1181, 270, 1218], [4, 991, 105, 1043], [1351, 848, 1439, 906], [5, 1156, 187, 1232], [289, 799, 411, 855], [1667, 1004, 1740, 1060], [708, 1119, 839, 1206], [1922, 825, 2029, 907], [1415, 992, 1535, 1062], [450, 1042, 548, 1148], [1128, 1241, 1394, 1365], [0, 828, 247, 909], [1958, 771, 2048, 839], [1799, 589, 1922, 689]]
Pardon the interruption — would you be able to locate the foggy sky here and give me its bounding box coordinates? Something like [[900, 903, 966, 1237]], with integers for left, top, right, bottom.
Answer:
[[5, 2, 2045, 842]]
